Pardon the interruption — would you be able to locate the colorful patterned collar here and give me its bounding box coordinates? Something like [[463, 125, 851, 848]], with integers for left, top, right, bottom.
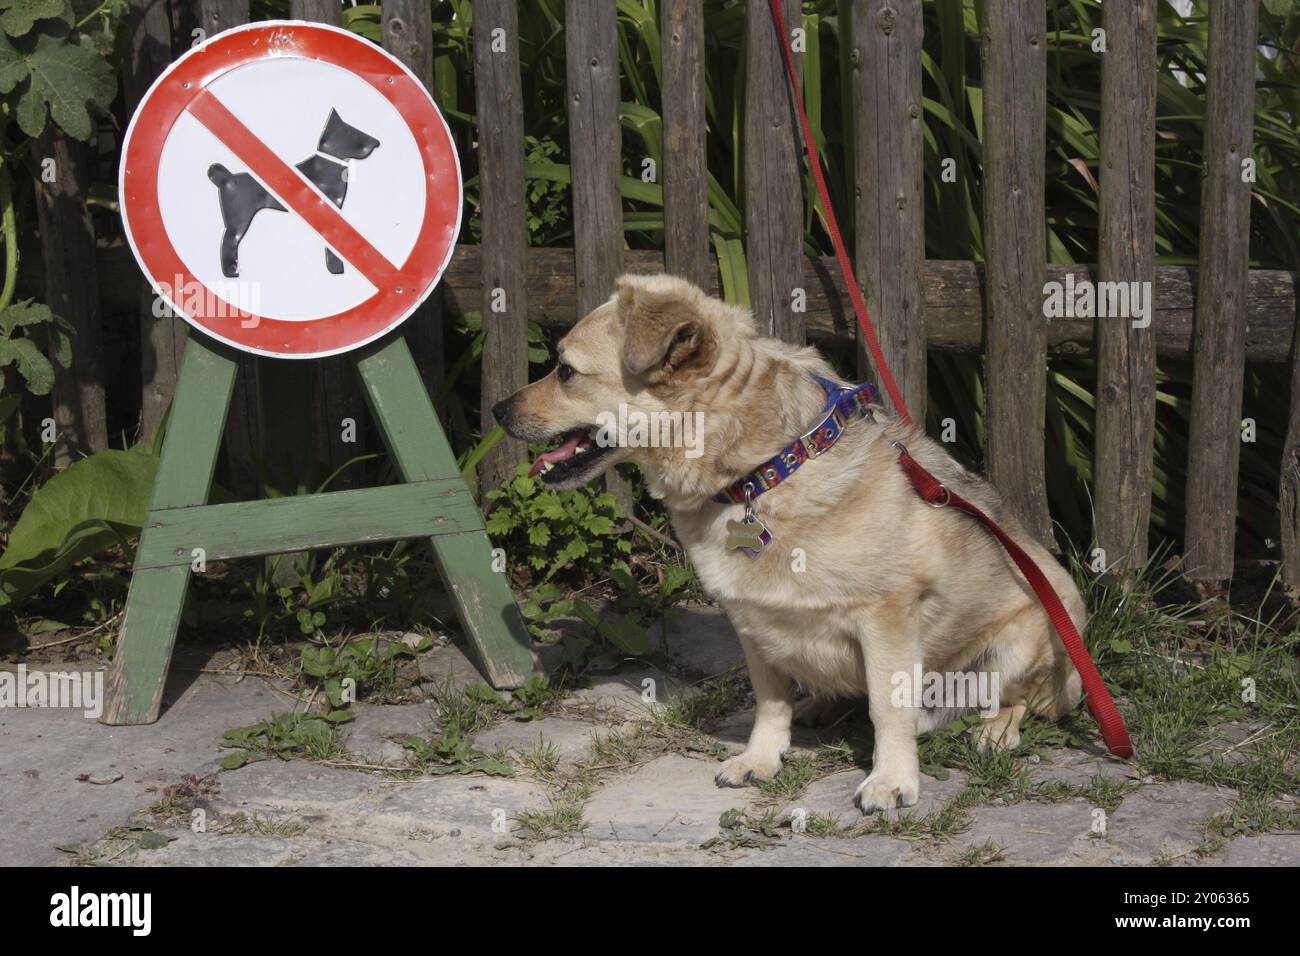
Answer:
[[713, 377, 879, 505]]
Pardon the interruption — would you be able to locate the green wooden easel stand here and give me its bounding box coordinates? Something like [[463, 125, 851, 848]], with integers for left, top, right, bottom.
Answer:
[[101, 330, 536, 725]]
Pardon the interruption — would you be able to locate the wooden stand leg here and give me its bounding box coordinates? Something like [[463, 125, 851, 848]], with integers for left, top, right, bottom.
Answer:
[[101, 336, 239, 725], [356, 334, 537, 688]]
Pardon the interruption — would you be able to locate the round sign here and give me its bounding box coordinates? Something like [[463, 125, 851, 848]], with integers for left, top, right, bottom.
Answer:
[[120, 22, 462, 359]]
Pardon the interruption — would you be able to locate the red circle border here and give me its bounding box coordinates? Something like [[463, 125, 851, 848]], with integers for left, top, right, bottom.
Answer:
[[120, 22, 461, 358]]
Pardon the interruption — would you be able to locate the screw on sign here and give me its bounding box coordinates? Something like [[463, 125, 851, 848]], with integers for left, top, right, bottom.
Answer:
[[119, 22, 463, 359]]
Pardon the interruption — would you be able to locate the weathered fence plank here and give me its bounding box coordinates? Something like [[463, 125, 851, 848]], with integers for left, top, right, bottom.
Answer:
[[196, 0, 258, 497], [1184, 0, 1258, 585], [565, 1, 623, 317], [169, 1, 198, 51], [383, 0, 445, 403], [31, 129, 107, 466], [1094, 0, 1158, 572], [1281, 281, 1300, 585], [125, 0, 183, 440], [289, 0, 368, 489], [565, 0, 632, 514], [981, 0, 1052, 547], [290, 0, 341, 25], [745, 0, 804, 343], [852, 0, 925, 418], [661, 0, 709, 290], [197, 0, 247, 37], [474, 0, 529, 493]]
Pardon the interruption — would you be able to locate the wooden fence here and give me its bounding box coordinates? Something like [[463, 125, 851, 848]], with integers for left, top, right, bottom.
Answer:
[[18, 0, 1300, 590]]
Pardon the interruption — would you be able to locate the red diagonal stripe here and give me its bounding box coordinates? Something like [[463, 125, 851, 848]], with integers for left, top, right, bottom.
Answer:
[[187, 89, 402, 291]]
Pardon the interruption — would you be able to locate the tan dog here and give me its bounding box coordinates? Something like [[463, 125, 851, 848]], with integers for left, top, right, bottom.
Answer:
[[493, 274, 1083, 812]]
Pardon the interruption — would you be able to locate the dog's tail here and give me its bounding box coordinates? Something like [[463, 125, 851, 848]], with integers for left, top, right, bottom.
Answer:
[[207, 163, 232, 187]]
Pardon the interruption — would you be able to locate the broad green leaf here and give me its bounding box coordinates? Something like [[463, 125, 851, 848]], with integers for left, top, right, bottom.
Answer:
[[0, 445, 158, 606], [0, 336, 54, 394], [581, 515, 615, 535], [8, 31, 116, 140], [484, 509, 518, 535], [599, 613, 649, 655], [0, 0, 64, 38], [220, 751, 252, 770], [0, 299, 54, 335], [300, 646, 337, 678], [137, 831, 173, 850]]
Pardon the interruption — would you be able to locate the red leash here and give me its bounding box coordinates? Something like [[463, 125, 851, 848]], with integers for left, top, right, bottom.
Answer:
[[765, 0, 1133, 758]]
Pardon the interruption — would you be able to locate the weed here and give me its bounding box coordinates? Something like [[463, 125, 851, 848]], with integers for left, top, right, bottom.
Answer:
[[701, 807, 790, 850], [485, 467, 630, 583], [956, 840, 1007, 867], [520, 740, 563, 779], [301, 633, 432, 711], [401, 722, 514, 777], [514, 799, 588, 841], [221, 712, 348, 769]]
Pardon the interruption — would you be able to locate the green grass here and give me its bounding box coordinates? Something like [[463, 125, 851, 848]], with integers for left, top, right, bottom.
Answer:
[[755, 744, 859, 802], [514, 799, 589, 841], [1076, 556, 1300, 814], [955, 839, 1007, 867]]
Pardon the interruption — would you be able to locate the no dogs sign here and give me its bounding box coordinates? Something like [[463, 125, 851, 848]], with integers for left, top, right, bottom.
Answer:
[[120, 22, 462, 358]]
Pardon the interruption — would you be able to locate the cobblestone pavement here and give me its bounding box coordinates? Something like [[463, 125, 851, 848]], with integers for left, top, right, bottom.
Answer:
[[3, 608, 1294, 867]]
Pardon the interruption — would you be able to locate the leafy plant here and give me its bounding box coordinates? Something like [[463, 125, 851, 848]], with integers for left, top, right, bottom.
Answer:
[[701, 807, 789, 850], [0, 3, 120, 142], [220, 712, 347, 769], [485, 463, 630, 582], [0, 299, 70, 419], [244, 554, 342, 639], [0, 436, 158, 606], [0, 3, 121, 451], [401, 723, 514, 777], [299, 633, 433, 710], [515, 546, 696, 676]]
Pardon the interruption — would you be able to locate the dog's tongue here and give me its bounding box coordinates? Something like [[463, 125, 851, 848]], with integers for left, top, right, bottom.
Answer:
[[528, 431, 586, 477]]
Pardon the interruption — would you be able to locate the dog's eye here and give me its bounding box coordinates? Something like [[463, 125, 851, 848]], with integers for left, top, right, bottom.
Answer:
[[557, 362, 575, 383]]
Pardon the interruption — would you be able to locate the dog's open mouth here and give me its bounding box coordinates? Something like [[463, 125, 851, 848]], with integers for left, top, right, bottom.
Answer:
[[528, 427, 612, 483]]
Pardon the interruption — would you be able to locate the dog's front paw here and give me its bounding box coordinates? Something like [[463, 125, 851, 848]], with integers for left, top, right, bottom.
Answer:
[[853, 770, 920, 813], [715, 749, 784, 788], [973, 703, 1026, 752]]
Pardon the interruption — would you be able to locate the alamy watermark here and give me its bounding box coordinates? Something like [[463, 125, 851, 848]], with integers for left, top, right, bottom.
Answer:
[[50, 886, 151, 936], [593, 404, 705, 459], [1042, 274, 1152, 329], [890, 664, 1000, 717], [0, 665, 104, 719], [153, 274, 263, 328]]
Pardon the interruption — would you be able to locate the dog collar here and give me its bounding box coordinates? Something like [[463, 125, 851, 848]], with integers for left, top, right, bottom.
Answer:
[[712, 377, 878, 505]]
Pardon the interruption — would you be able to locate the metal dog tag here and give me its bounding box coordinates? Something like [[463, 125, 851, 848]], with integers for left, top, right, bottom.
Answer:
[[726, 516, 772, 559]]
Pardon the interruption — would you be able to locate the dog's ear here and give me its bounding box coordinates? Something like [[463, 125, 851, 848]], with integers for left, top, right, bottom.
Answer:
[[319, 109, 380, 159], [618, 278, 714, 379]]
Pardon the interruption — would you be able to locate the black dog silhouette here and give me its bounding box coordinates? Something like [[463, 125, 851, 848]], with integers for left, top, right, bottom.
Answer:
[[208, 109, 380, 278]]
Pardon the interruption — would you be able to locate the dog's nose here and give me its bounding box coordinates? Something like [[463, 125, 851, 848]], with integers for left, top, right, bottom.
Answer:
[[491, 399, 511, 426]]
